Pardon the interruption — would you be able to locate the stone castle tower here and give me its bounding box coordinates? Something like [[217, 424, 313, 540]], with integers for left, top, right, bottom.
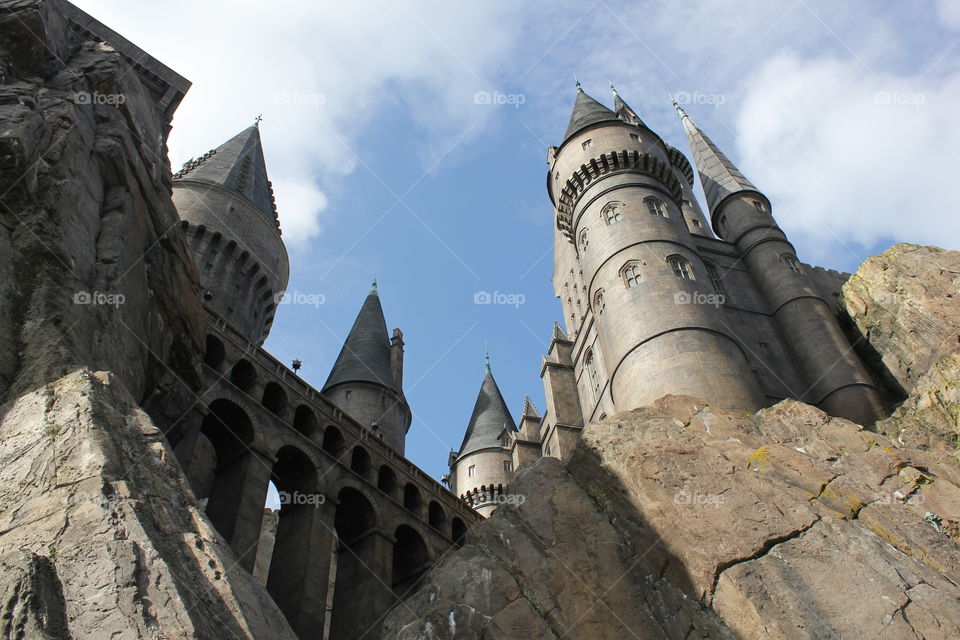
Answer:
[[450, 85, 886, 511]]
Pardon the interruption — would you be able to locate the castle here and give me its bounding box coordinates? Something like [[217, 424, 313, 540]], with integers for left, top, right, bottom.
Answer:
[[447, 84, 886, 517]]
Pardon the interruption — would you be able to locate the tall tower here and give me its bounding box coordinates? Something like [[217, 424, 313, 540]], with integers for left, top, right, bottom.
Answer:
[[449, 354, 517, 517], [675, 104, 884, 424], [173, 124, 289, 344], [322, 282, 412, 454], [546, 85, 766, 413]]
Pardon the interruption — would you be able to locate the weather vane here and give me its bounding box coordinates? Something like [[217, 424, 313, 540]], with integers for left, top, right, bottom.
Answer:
[[254, 114, 263, 126]]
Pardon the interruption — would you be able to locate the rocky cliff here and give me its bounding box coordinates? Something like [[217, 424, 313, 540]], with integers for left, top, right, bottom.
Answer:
[[382, 243, 960, 640], [0, 1, 296, 638]]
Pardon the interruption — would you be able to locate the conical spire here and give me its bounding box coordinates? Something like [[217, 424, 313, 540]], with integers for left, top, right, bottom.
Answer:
[[456, 360, 517, 457], [521, 395, 540, 418], [174, 125, 279, 228], [674, 102, 758, 215], [322, 285, 397, 392], [610, 84, 646, 127], [563, 84, 619, 142]]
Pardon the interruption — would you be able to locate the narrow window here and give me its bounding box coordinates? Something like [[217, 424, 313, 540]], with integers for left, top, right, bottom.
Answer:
[[622, 263, 642, 288], [645, 197, 668, 217], [579, 229, 589, 252], [603, 202, 623, 225], [753, 200, 765, 212], [503, 460, 513, 472], [468, 465, 476, 477], [582, 139, 592, 150], [594, 289, 605, 315], [668, 255, 695, 280], [692, 218, 702, 229], [781, 254, 803, 274], [704, 262, 725, 294], [585, 349, 600, 394], [630, 133, 641, 142]]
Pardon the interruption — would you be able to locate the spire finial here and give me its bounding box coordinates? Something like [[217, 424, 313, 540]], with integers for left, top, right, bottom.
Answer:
[[574, 72, 582, 93], [369, 278, 378, 295], [484, 344, 491, 372], [610, 81, 617, 94], [254, 114, 263, 127]]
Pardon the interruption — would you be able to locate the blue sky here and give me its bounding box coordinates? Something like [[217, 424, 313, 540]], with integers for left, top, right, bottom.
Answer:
[[75, 0, 960, 482]]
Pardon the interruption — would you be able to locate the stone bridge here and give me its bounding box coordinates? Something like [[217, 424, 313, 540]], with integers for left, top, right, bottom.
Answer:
[[167, 309, 479, 639]]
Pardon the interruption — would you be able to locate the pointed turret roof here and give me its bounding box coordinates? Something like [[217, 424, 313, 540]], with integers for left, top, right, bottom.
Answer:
[[674, 102, 758, 214], [521, 395, 540, 418], [563, 84, 619, 142], [174, 125, 280, 228], [611, 85, 646, 127], [322, 283, 397, 392], [457, 359, 517, 458]]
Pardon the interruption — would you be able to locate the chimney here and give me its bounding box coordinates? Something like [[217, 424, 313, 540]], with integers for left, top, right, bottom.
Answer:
[[390, 328, 404, 388]]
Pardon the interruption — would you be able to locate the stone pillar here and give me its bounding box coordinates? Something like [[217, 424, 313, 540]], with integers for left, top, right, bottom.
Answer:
[[330, 531, 395, 640], [267, 499, 336, 636], [206, 449, 273, 571]]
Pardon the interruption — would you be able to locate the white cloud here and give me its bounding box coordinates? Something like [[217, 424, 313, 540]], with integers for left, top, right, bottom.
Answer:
[[735, 53, 960, 264], [937, 0, 960, 30], [72, 0, 523, 248]]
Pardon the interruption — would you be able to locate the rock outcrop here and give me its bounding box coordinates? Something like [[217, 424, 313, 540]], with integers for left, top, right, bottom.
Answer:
[[840, 244, 960, 450], [0, 369, 297, 639], [382, 244, 960, 639], [0, 2, 296, 637]]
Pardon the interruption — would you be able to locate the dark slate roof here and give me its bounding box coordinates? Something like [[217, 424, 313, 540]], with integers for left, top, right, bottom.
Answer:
[[611, 87, 646, 127], [173, 125, 280, 229], [322, 288, 397, 392], [457, 368, 517, 457], [563, 87, 619, 142], [675, 102, 758, 214]]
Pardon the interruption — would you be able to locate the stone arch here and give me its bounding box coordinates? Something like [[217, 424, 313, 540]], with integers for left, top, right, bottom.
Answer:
[[292, 405, 318, 437], [403, 483, 422, 513], [428, 501, 445, 530], [392, 525, 430, 594], [199, 399, 267, 571], [322, 425, 345, 457], [261, 382, 287, 418], [452, 518, 467, 546], [350, 446, 372, 478], [204, 334, 226, 371], [377, 465, 396, 496], [230, 359, 257, 393]]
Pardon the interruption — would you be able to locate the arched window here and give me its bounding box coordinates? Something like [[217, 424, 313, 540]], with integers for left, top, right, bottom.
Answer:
[[753, 200, 766, 212], [781, 254, 803, 274], [704, 262, 726, 295], [585, 349, 600, 395], [644, 197, 668, 217], [602, 202, 623, 225], [667, 255, 695, 280], [621, 262, 642, 288], [578, 228, 589, 252], [593, 289, 605, 314]]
